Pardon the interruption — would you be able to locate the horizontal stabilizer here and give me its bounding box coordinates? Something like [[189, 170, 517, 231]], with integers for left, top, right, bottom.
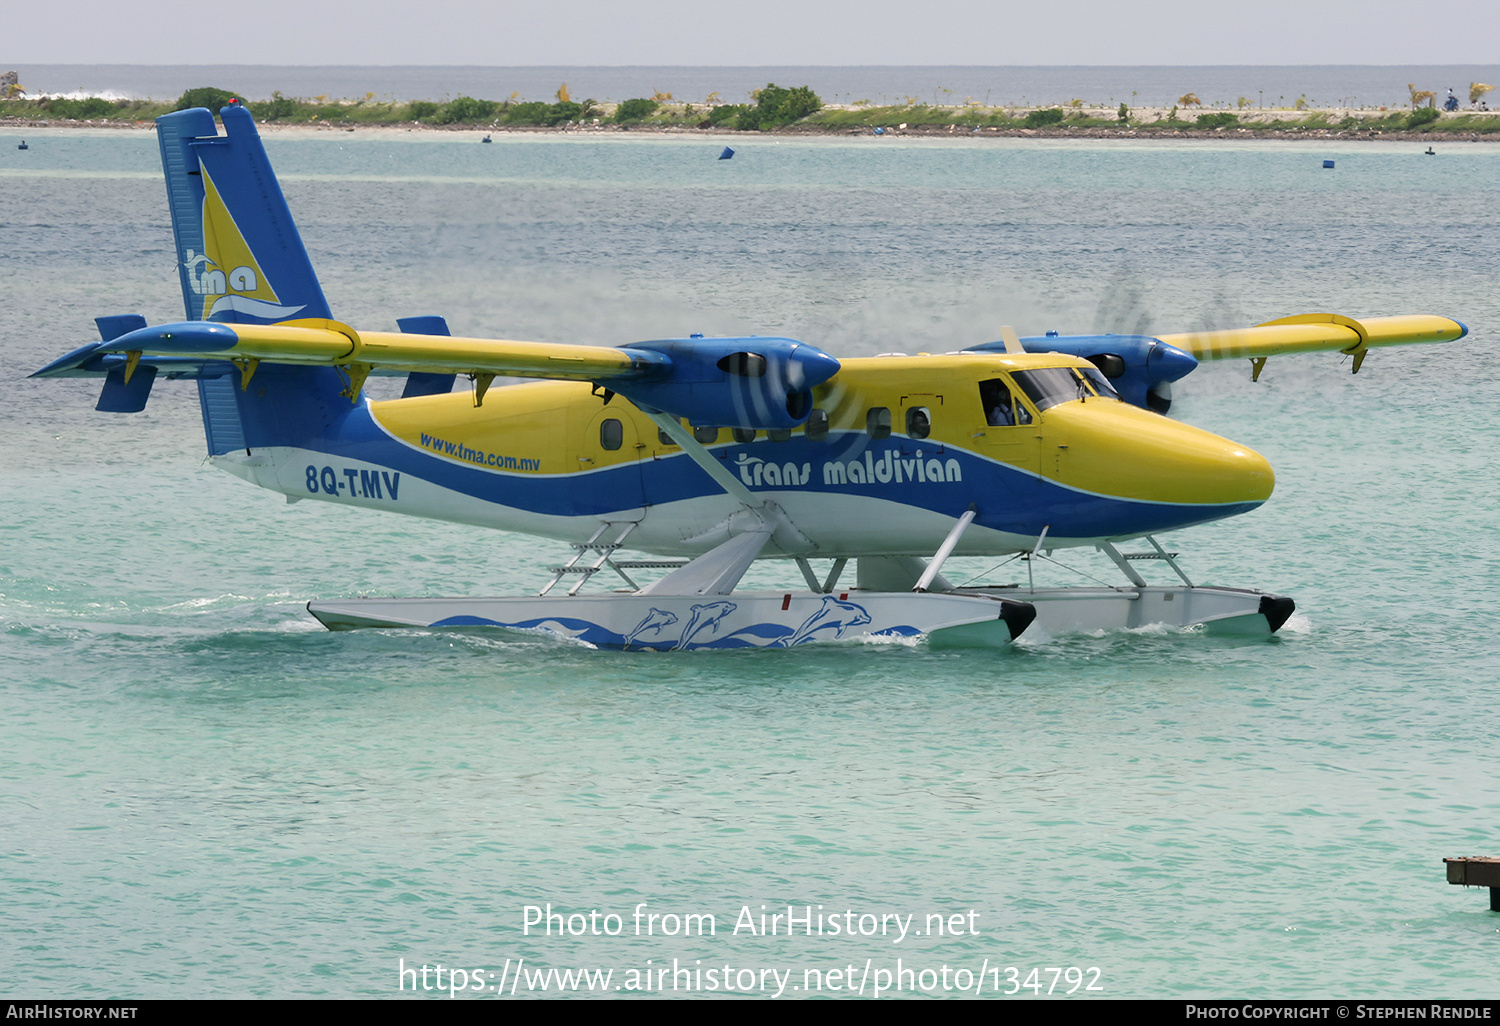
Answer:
[[96, 313, 147, 342], [397, 315, 457, 398], [96, 364, 157, 412]]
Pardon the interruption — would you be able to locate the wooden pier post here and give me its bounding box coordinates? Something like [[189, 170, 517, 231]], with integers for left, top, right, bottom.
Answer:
[[1444, 856, 1500, 911]]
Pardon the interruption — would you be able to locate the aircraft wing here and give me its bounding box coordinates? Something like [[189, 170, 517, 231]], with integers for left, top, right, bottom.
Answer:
[[34, 318, 665, 380], [34, 318, 843, 430], [1157, 314, 1466, 365]]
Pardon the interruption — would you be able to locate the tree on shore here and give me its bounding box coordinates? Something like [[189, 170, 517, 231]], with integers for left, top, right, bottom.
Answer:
[[1409, 84, 1436, 109], [736, 83, 821, 131], [173, 87, 245, 112], [615, 98, 659, 123]]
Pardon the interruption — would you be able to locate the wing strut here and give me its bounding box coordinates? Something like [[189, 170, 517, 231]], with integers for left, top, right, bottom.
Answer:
[[915, 506, 978, 592], [643, 410, 817, 557], [645, 411, 765, 510]]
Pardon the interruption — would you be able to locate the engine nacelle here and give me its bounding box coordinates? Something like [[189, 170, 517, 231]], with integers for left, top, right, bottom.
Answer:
[[608, 336, 841, 430]]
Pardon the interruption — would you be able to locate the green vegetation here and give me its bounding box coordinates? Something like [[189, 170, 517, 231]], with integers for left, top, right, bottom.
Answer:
[[36, 96, 119, 119], [736, 83, 821, 130], [4, 83, 1499, 137], [1023, 108, 1065, 129], [1434, 112, 1500, 134], [501, 100, 549, 124], [173, 86, 244, 111], [705, 104, 745, 127], [433, 95, 496, 123], [1157, 105, 1188, 127], [544, 101, 582, 126], [1407, 107, 1441, 129], [614, 98, 659, 123], [258, 91, 298, 120]]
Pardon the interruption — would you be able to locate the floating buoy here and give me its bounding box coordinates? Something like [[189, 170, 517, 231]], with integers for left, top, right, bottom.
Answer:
[[718, 146, 734, 160], [1322, 159, 1335, 168]]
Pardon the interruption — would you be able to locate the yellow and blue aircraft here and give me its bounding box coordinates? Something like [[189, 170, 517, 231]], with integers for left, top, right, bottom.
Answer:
[[32, 106, 1468, 648]]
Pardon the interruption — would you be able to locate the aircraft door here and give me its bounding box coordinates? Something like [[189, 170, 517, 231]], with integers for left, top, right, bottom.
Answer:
[[972, 377, 1040, 474], [583, 404, 646, 511]]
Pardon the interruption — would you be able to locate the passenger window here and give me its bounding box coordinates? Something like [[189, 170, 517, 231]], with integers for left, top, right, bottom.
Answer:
[[767, 428, 792, 443], [905, 406, 931, 439], [693, 425, 720, 443], [804, 409, 829, 441], [658, 428, 676, 446], [866, 407, 892, 439], [732, 427, 756, 443], [600, 418, 623, 451]]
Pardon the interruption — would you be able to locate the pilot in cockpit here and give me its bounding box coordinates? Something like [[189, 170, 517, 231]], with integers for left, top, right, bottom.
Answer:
[[979, 378, 1017, 426]]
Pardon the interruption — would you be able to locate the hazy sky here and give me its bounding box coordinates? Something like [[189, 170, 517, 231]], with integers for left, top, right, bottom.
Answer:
[[9, 0, 1500, 66]]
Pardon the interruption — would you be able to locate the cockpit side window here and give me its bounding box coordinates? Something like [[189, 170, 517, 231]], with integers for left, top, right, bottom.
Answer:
[[978, 378, 1032, 426], [1076, 366, 1123, 401]]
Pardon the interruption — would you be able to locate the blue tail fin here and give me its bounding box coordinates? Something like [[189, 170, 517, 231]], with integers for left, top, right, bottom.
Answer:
[[157, 105, 348, 454], [156, 104, 332, 324]]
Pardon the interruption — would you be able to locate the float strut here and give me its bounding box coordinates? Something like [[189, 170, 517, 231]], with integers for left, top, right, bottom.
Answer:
[[914, 506, 976, 593]]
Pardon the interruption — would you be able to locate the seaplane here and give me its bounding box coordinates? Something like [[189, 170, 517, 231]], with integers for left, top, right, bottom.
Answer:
[[31, 105, 1469, 649]]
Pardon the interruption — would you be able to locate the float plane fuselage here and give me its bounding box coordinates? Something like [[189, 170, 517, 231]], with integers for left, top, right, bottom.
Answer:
[[32, 105, 1469, 648]]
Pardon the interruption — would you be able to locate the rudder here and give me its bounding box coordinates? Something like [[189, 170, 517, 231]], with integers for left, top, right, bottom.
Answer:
[[156, 104, 351, 454], [156, 104, 332, 325]]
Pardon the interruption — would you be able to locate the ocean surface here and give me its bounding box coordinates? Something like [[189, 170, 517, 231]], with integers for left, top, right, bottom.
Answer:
[[14, 63, 1500, 110], [2, 113, 1498, 999]]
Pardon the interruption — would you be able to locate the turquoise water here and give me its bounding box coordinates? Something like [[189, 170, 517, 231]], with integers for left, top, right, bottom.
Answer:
[[2, 128, 1498, 999]]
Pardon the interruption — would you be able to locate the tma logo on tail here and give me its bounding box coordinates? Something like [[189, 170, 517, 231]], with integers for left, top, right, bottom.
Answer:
[[190, 167, 307, 323]]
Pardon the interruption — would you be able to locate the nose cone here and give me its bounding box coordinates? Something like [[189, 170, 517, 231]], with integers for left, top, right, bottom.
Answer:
[[1047, 402, 1274, 530], [789, 344, 841, 390], [1148, 339, 1199, 385], [1155, 434, 1275, 508]]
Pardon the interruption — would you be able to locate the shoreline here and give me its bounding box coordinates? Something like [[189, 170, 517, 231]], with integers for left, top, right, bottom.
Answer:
[[5, 91, 1498, 142], [6, 70, 1497, 141], [5, 116, 1496, 144]]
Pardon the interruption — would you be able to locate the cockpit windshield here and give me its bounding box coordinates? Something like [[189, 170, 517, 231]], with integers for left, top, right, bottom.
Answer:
[[1011, 366, 1122, 412]]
